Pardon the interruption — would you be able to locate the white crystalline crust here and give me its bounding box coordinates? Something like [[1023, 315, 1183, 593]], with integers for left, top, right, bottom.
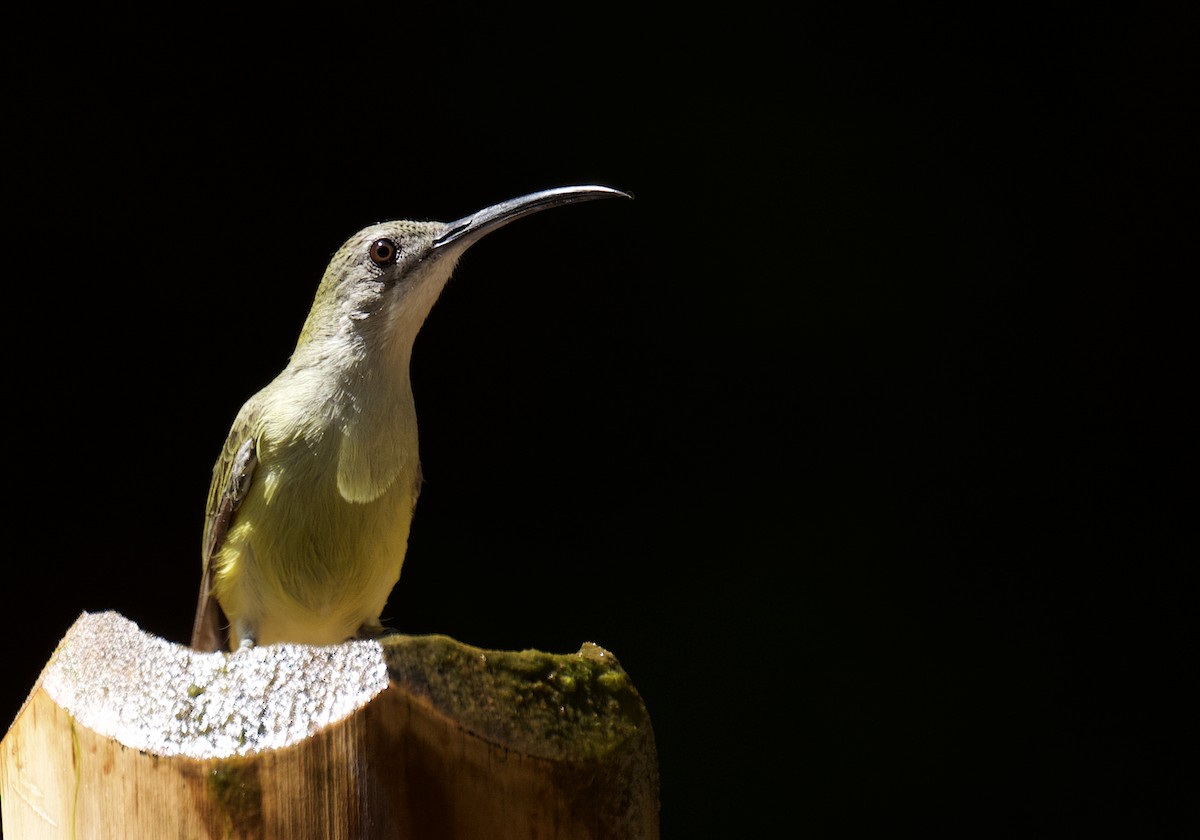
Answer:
[[40, 612, 389, 759]]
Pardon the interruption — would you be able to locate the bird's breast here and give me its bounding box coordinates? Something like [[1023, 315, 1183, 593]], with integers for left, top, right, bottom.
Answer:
[[214, 413, 420, 646]]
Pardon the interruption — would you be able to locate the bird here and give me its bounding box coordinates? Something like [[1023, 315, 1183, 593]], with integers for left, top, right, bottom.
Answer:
[[190, 185, 630, 651]]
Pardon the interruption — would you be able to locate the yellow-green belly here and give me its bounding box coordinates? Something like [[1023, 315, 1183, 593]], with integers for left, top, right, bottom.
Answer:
[[212, 442, 417, 648]]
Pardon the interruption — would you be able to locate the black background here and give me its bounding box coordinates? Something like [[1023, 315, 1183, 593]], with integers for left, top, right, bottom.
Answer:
[[3, 9, 1190, 837]]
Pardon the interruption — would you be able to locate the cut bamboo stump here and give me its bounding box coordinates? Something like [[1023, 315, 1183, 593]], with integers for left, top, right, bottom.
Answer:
[[1, 612, 658, 839]]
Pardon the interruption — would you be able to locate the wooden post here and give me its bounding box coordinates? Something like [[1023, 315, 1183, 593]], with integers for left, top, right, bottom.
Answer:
[[1, 612, 658, 839]]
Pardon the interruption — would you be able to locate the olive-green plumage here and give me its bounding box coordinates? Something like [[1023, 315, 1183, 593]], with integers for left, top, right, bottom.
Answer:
[[191, 186, 629, 651]]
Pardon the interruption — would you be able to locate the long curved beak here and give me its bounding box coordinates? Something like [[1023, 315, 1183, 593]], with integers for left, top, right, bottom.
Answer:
[[432, 185, 631, 254]]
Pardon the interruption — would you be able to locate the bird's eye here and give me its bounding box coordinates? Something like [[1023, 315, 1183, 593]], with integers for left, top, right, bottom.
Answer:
[[369, 238, 397, 266]]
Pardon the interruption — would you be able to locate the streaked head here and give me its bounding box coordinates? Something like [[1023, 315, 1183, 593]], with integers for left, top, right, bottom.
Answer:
[[294, 186, 631, 359]]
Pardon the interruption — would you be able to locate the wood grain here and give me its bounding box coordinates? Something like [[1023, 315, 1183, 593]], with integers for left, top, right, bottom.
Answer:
[[1, 612, 658, 839]]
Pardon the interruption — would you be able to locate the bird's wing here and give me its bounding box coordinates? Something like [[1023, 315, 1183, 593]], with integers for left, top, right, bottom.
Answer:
[[190, 410, 260, 651]]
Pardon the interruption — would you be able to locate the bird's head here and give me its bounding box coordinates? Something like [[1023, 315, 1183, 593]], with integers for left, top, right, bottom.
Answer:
[[291, 186, 630, 367]]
